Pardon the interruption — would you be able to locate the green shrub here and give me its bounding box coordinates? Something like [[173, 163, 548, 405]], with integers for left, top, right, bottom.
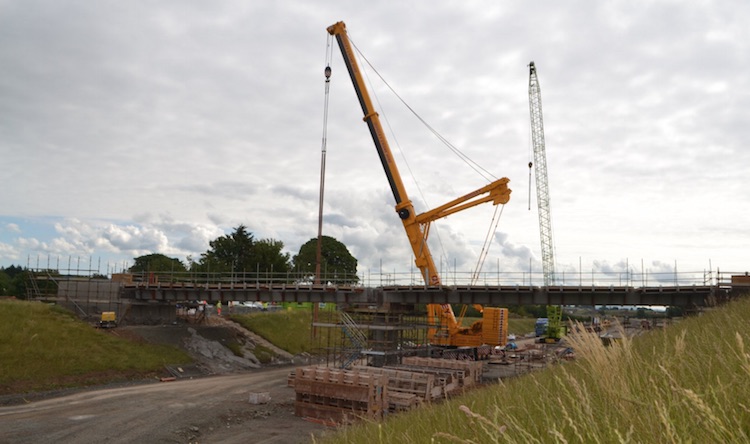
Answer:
[[253, 344, 275, 364], [226, 342, 244, 357]]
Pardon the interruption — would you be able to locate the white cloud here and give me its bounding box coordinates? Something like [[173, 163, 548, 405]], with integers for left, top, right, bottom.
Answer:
[[102, 224, 168, 253], [0, 242, 20, 264]]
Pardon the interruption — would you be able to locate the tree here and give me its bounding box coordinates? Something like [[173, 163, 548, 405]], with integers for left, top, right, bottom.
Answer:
[[129, 254, 187, 273], [194, 225, 291, 275], [0, 265, 25, 279], [292, 236, 358, 284], [0, 267, 58, 299], [1, 265, 27, 295], [253, 239, 291, 274], [0, 270, 11, 296], [200, 225, 255, 273]]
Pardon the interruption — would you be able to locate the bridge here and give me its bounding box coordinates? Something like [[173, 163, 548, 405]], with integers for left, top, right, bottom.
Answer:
[[121, 280, 745, 308]]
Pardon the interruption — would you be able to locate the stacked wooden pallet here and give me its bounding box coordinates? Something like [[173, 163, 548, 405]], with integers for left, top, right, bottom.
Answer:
[[292, 366, 388, 424], [401, 356, 484, 386], [351, 366, 437, 411], [291, 358, 486, 423]]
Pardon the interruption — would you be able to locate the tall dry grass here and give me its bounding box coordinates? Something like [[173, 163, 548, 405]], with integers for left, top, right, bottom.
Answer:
[[320, 296, 750, 443]]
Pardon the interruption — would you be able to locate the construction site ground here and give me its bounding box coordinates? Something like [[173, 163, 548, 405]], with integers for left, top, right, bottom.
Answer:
[[0, 316, 333, 444], [0, 316, 574, 444]]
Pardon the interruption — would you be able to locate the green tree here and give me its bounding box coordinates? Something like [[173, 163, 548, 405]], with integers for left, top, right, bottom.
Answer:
[[198, 225, 255, 273], [254, 239, 291, 274], [1, 265, 27, 296], [194, 225, 291, 276], [7, 268, 58, 299], [0, 270, 11, 296], [1, 265, 25, 279], [292, 236, 358, 284], [129, 253, 187, 273]]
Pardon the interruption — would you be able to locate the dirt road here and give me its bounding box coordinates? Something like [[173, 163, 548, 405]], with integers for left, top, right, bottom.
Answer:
[[0, 367, 330, 444]]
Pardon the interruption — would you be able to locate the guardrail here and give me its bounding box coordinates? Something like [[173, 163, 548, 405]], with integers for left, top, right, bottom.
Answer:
[[114, 269, 742, 288]]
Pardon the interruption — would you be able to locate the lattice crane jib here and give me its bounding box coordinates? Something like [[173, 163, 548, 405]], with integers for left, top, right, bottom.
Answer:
[[528, 61, 556, 286]]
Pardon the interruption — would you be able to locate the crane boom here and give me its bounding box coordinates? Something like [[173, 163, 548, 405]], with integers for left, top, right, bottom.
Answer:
[[327, 21, 511, 348], [528, 61, 556, 286], [327, 21, 440, 286]]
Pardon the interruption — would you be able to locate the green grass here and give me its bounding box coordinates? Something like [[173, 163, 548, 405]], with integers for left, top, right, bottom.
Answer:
[[226, 342, 244, 357], [320, 296, 750, 443], [231, 309, 327, 355], [461, 316, 537, 337], [508, 317, 536, 336], [0, 299, 192, 394], [253, 344, 275, 364]]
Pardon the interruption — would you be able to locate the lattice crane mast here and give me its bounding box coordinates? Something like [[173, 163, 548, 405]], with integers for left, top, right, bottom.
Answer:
[[528, 61, 556, 286], [529, 61, 565, 342]]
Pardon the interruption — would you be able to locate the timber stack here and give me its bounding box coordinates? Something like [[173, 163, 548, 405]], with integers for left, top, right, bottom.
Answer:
[[290, 357, 484, 424]]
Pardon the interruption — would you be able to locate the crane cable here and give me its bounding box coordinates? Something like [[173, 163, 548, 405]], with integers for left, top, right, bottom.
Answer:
[[349, 35, 451, 264], [348, 36, 497, 183], [471, 203, 505, 285], [314, 35, 334, 284], [348, 35, 506, 277]]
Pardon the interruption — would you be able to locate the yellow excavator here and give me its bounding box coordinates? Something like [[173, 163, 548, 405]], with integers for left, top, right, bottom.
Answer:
[[327, 21, 511, 351]]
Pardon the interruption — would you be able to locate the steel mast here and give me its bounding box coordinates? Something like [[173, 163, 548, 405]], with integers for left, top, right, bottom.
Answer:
[[528, 61, 556, 286]]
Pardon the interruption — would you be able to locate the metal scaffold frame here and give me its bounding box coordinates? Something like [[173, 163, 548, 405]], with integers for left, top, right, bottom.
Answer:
[[310, 304, 432, 369]]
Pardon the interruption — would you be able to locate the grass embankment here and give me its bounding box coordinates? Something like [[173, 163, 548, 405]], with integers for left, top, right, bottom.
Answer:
[[508, 317, 536, 337], [322, 297, 750, 443], [0, 299, 192, 395], [232, 308, 334, 355]]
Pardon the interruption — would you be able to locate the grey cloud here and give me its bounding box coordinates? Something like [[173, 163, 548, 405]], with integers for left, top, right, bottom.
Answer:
[[1, 1, 748, 276]]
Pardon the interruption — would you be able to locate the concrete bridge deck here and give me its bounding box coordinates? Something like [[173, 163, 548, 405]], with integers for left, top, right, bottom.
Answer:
[[121, 281, 743, 308]]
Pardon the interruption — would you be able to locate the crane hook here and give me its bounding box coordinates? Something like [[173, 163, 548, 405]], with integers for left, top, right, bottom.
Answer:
[[324, 65, 332, 81], [528, 161, 533, 211]]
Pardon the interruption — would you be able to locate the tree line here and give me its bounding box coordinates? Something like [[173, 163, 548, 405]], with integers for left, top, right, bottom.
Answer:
[[0, 225, 359, 298], [128, 225, 359, 284], [0, 265, 28, 297]]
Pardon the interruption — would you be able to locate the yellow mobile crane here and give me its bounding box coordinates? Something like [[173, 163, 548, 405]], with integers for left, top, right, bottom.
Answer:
[[327, 21, 511, 350]]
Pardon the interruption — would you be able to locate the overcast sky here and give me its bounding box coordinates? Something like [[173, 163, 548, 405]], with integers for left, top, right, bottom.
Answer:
[[1, 1, 748, 285]]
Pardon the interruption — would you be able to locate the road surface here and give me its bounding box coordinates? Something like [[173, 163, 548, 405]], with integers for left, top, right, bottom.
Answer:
[[0, 367, 329, 444]]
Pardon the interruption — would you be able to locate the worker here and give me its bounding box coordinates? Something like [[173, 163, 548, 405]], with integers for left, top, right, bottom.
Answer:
[[216, 300, 222, 316]]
